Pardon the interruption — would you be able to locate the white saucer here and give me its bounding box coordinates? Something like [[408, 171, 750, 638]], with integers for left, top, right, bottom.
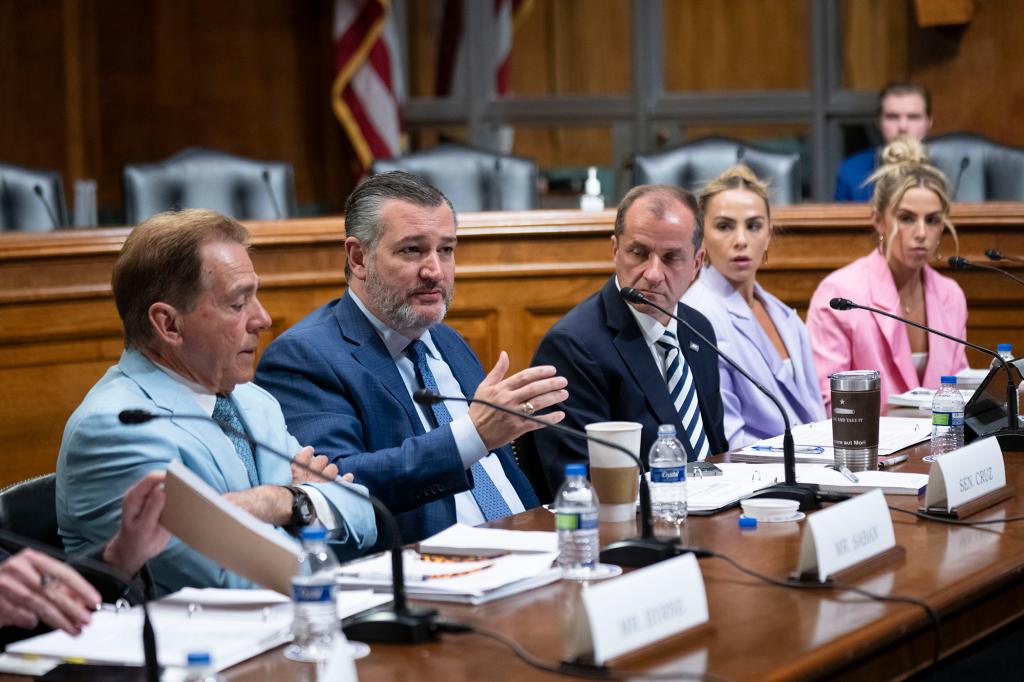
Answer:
[[741, 511, 805, 524]]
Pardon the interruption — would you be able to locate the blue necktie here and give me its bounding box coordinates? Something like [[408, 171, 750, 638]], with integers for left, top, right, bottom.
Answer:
[[213, 394, 260, 487], [657, 330, 710, 461], [406, 339, 512, 521]]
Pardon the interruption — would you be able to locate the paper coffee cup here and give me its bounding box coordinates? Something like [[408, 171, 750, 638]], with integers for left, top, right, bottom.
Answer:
[[584, 421, 642, 522]]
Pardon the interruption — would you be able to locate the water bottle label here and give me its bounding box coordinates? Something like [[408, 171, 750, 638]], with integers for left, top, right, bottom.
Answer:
[[651, 466, 685, 484], [932, 411, 964, 427], [292, 582, 333, 603], [556, 511, 598, 530]]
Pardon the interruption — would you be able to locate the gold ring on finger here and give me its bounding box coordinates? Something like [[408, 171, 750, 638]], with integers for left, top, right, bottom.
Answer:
[[521, 401, 536, 416]]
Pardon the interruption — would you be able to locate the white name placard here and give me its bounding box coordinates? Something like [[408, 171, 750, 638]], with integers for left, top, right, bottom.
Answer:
[[797, 488, 896, 582], [923, 437, 1006, 512], [576, 553, 708, 665]]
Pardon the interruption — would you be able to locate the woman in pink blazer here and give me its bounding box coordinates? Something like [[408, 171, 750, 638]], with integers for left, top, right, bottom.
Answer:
[[806, 138, 967, 412]]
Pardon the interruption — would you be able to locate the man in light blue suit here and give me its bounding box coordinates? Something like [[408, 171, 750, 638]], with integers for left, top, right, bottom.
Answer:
[[57, 209, 376, 597], [256, 172, 568, 543]]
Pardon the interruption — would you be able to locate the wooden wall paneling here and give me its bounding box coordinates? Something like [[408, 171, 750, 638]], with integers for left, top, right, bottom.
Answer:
[[1, 204, 1023, 486], [841, 0, 910, 91]]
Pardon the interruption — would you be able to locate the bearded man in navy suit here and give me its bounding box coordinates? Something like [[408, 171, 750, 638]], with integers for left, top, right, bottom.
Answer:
[[256, 172, 567, 543], [526, 185, 728, 494]]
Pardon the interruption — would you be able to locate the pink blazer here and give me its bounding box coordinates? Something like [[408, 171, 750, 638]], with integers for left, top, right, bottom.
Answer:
[[805, 250, 968, 412]]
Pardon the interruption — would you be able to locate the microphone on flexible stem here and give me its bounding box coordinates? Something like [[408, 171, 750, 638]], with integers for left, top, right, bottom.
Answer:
[[411, 390, 682, 567], [986, 248, 1024, 264], [828, 297, 1024, 450], [951, 156, 970, 201], [620, 288, 820, 511], [948, 255, 1024, 288], [33, 184, 61, 228], [492, 158, 503, 211], [0, 528, 160, 682], [118, 409, 440, 644], [260, 170, 284, 220]]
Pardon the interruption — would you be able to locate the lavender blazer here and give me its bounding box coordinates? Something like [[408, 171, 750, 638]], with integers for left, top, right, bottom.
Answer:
[[683, 266, 826, 447], [805, 250, 968, 412]]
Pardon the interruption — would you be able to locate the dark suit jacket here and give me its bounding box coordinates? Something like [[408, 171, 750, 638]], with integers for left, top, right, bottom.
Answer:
[[255, 292, 539, 543], [526, 277, 728, 493]]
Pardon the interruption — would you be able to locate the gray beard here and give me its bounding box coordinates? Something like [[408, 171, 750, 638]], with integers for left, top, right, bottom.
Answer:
[[365, 265, 453, 336]]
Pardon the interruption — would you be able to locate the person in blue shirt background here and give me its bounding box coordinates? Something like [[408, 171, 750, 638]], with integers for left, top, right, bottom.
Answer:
[[834, 82, 932, 202]]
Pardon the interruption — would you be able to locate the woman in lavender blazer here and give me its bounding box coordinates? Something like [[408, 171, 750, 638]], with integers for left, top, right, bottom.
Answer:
[[806, 137, 967, 412], [683, 166, 825, 447]]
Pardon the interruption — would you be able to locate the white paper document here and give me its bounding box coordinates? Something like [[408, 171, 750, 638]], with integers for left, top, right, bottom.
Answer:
[[888, 387, 974, 410], [336, 549, 560, 605], [418, 523, 558, 555], [733, 417, 931, 462], [712, 462, 928, 496]]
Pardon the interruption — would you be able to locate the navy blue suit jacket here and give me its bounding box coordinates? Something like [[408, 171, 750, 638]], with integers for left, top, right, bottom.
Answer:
[[526, 277, 728, 492], [255, 292, 539, 543], [834, 148, 878, 202]]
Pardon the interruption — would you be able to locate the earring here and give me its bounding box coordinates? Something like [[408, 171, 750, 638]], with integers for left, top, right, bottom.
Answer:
[[877, 234, 885, 256], [762, 250, 769, 265]]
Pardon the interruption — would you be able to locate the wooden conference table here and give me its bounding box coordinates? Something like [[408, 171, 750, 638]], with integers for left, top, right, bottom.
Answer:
[[207, 440, 1024, 681]]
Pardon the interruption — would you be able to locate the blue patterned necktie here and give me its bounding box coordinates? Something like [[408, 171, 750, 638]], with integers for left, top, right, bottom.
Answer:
[[657, 330, 710, 461], [213, 394, 260, 487], [405, 339, 512, 521]]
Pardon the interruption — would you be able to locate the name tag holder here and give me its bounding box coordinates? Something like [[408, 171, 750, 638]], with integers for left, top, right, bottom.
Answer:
[[919, 437, 1013, 519], [793, 489, 904, 583]]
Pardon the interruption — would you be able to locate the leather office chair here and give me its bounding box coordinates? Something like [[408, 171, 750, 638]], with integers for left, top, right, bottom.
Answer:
[[925, 132, 1024, 202], [0, 473, 60, 550], [0, 163, 68, 232], [370, 143, 539, 212], [123, 147, 298, 224], [632, 136, 802, 205]]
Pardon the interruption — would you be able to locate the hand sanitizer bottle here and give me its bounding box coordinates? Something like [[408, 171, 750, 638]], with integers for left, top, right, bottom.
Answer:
[[580, 167, 605, 211]]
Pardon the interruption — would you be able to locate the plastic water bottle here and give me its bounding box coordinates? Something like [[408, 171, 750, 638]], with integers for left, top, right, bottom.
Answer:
[[555, 463, 599, 579], [183, 652, 225, 682], [286, 526, 340, 662], [931, 376, 965, 456], [648, 424, 688, 525], [991, 343, 1014, 369]]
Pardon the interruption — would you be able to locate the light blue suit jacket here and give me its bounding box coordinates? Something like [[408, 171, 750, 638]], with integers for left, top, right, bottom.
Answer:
[[56, 349, 377, 597], [683, 265, 826, 447]]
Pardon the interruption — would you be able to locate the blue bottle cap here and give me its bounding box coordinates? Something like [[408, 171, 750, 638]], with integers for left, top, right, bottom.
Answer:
[[300, 526, 327, 541], [997, 343, 1012, 353], [564, 463, 587, 477], [940, 375, 957, 385], [187, 652, 212, 666], [738, 516, 758, 529]]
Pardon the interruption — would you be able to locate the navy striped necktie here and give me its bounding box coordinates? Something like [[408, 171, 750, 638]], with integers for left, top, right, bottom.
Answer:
[[656, 330, 710, 461]]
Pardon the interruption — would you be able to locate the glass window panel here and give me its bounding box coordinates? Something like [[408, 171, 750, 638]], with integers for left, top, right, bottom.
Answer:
[[662, 0, 809, 92], [507, 0, 631, 96]]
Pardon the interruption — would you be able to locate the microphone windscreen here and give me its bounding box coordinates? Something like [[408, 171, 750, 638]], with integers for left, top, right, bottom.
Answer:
[[619, 287, 647, 305], [948, 256, 969, 268], [119, 409, 154, 424], [829, 297, 854, 311], [985, 248, 1002, 261], [33, 184, 44, 197], [412, 389, 439, 405]]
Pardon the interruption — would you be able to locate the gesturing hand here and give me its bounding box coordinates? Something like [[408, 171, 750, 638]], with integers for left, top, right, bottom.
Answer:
[[470, 351, 568, 451], [291, 446, 340, 485]]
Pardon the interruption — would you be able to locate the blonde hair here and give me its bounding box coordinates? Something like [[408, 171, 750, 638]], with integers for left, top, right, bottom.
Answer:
[[698, 164, 772, 223], [868, 137, 958, 258]]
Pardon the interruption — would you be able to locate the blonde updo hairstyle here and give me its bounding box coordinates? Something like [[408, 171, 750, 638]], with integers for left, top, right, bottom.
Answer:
[[698, 164, 773, 224], [867, 136, 958, 259]]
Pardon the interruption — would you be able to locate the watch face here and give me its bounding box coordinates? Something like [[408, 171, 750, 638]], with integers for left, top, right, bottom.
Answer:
[[292, 488, 315, 526]]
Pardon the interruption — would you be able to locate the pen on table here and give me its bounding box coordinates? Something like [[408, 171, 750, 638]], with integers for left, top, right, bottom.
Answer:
[[750, 445, 826, 455], [827, 464, 860, 483], [878, 454, 909, 469], [337, 572, 430, 583]]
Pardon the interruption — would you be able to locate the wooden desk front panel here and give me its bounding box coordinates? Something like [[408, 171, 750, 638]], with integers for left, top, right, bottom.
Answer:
[[1, 205, 1022, 486]]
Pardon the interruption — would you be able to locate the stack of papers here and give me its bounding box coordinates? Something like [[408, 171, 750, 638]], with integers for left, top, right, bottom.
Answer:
[[732, 417, 931, 463], [338, 525, 560, 604], [889, 387, 975, 410]]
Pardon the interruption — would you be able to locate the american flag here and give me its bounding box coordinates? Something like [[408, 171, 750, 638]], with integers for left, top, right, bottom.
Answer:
[[331, 0, 405, 174]]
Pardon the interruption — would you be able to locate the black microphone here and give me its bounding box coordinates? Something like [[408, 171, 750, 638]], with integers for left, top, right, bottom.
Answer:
[[260, 170, 284, 220], [118, 409, 440, 644], [985, 248, 1024, 264], [0, 528, 159, 682], [827, 297, 1022, 447], [948, 255, 1024, 288], [620, 287, 820, 511], [951, 156, 970, 201], [33, 184, 60, 228], [411, 390, 683, 567], [491, 158, 503, 211]]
